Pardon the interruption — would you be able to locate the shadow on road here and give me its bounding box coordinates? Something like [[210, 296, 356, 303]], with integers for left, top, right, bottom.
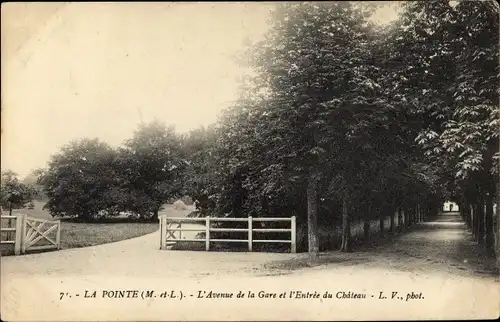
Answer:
[[266, 212, 499, 280]]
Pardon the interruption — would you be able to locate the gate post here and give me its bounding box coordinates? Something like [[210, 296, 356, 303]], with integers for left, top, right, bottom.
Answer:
[[291, 216, 297, 253], [160, 216, 167, 250], [14, 214, 24, 255], [158, 215, 162, 249], [56, 220, 61, 249], [205, 216, 210, 251], [248, 216, 253, 252]]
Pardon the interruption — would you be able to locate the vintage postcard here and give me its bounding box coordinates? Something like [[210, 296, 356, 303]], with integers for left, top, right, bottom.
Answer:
[[1, 2, 499, 321]]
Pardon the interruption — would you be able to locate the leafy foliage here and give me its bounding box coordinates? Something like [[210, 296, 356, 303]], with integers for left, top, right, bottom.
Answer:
[[1, 170, 36, 211], [116, 120, 186, 220], [38, 138, 119, 220]]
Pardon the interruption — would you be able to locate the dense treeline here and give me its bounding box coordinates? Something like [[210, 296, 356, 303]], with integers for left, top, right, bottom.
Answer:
[[10, 2, 498, 259]]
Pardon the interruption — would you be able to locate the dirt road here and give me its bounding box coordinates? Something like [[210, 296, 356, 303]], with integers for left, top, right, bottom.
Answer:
[[265, 212, 499, 281], [1, 212, 498, 321]]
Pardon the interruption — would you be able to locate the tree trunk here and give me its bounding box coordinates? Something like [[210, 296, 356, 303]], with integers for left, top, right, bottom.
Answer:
[[340, 199, 351, 252], [462, 204, 467, 227], [461, 203, 469, 228], [363, 202, 371, 243], [468, 204, 473, 229], [477, 197, 485, 245], [379, 205, 385, 238], [477, 198, 485, 245], [389, 205, 395, 234], [409, 206, 413, 226], [473, 203, 478, 238], [404, 206, 409, 230], [473, 203, 480, 241], [485, 194, 494, 255], [307, 171, 320, 262], [397, 207, 403, 232], [471, 204, 476, 235], [151, 209, 159, 223]]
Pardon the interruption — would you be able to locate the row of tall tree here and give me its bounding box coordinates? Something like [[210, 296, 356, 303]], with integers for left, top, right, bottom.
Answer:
[[390, 1, 499, 255], [194, 1, 499, 259]]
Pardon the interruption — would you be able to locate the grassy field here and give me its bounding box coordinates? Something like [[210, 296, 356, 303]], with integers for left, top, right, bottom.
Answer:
[[58, 222, 159, 249], [1, 201, 194, 256]]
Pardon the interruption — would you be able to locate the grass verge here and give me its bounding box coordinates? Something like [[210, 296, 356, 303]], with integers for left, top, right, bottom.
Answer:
[[1, 222, 158, 256], [59, 222, 158, 248]]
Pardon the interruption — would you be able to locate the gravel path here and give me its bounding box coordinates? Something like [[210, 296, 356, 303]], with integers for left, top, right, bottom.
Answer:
[[1, 212, 498, 321]]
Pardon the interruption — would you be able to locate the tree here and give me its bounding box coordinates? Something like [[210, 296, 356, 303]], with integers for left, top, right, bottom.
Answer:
[[39, 138, 119, 221], [22, 169, 47, 201], [117, 120, 186, 221], [1, 170, 36, 214], [179, 125, 218, 213]]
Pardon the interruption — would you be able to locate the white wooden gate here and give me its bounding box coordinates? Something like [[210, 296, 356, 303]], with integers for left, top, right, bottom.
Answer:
[[159, 216, 297, 253], [22, 216, 61, 253], [1, 214, 61, 255]]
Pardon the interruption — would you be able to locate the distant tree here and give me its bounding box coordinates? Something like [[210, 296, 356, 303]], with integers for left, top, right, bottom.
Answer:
[[22, 169, 47, 201], [39, 138, 119, 221], [117, 120, 186, 221], [1, 170, 37, 214], [179, 125, 218, 214]]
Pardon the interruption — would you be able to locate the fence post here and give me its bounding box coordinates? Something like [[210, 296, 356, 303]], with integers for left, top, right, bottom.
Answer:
[[205, 216, 210, 251], [14, 215, 23, 255], [291, 216, 297, 253], [158, 215, 162, 249], [160, 216, 167, 250], [248, 216, 253, 252], [56, 220, 61, 249]]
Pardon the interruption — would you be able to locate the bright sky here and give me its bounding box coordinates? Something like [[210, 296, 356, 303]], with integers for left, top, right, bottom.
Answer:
[[1, 3, 399, 178]]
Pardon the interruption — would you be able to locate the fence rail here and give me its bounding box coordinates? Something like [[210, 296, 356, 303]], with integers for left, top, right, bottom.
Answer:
[[159, 216, 296, 253], [1, 214, 61, 255]]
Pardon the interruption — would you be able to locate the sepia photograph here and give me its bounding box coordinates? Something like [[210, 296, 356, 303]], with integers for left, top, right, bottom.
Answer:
[[1, 1, 499, 321]]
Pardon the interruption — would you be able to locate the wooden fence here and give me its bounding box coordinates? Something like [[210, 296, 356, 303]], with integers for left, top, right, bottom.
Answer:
[[0, 214, 61, 255], [159, 216, 296, 253]]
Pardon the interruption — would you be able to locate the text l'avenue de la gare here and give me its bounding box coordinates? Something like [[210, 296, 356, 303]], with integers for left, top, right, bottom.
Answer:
[[60, 289, 425, 302]]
